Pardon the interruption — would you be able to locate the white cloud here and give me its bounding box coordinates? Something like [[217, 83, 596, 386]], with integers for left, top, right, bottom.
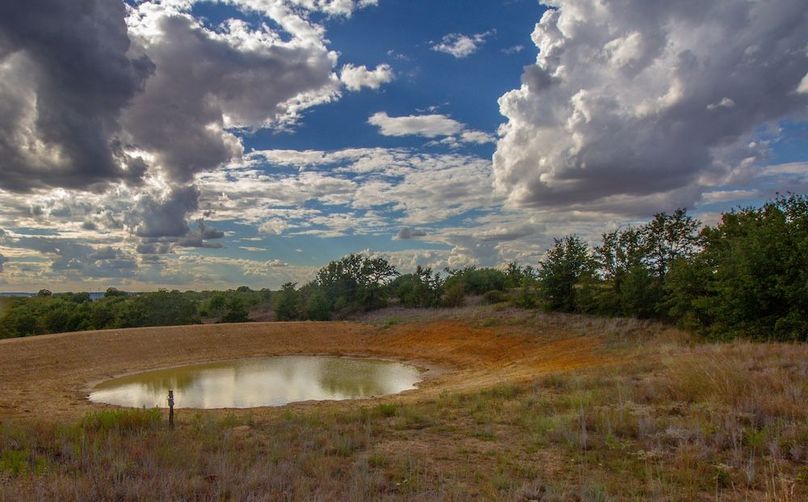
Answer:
[[340, 63, 394, 91], [431, 31, 493, 58], [698, 190, 758, 205], [494, 0, 808, 214], [502, 44, 524, 55], [368, 112, 495, 146], [195, 147, 498, 238], [797, 72, 808, 94], [259, 218, 289, 235], [222, 0, 378, 18], [459, 130, 495, 144], [368, 112, 464, 137]]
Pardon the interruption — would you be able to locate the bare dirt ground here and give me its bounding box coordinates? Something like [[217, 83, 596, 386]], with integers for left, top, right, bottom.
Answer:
[[0, 318, 607, 420]]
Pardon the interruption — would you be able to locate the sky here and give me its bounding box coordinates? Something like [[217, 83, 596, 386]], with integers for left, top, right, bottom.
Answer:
[[0, 0, 806, 292]]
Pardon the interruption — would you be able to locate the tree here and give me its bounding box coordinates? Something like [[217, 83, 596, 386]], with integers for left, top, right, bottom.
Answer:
[[695, 194, 808, 340], [538, 235, 596, 312], [133, 290, 199, 327], [443, 267, 508, 296], [393, 266, 444, 308], [302, 286, 331, 321], [504, 262, 537, 289], [273, 282, 300, 321], [220, 296, 250, 323], [642, 208, 702, 280], [313, 254, 399, 314]]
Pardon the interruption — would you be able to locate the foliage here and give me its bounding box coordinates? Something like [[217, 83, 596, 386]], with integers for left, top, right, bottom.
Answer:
[[532, 195, 808, 341], [0, 288, 272, 338], [441, 280, 466, 307], [313, 254, 398, 315], [443, 266, 508, 296], [0, 195, 805, 341], [391, 266, 444, 308], [482, 290, 509, 304], [693, 194, 808, 340], [537, 235, 597, 312], [273, 283, 300, 321]]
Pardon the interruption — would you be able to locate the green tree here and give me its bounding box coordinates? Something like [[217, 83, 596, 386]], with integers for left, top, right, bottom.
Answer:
[[696, 194, 808, 340], [301, 286, 331, 321], [273, 282, 300, 321], [642, 208, 702, 280], [538, 235, 596, 312], [443, 267, 507, 296], [313, 254, 398, 314], [220, 296, 250, 323]]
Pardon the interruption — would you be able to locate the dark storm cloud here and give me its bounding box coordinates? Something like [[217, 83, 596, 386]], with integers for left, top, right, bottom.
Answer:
[[132, 187, 225, 252], [0, 0, 153, 192], [175, 221, 225, 248], [136, 241, 173, 255], [133, 185, 200, 239], [395, 227, 427, 240]]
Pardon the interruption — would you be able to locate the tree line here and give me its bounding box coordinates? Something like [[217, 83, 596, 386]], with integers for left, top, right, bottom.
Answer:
[[1, 194, 805, 341], [0, 288, 266, 339]]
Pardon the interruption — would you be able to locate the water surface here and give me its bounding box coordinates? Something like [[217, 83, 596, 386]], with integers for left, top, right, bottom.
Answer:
[[89, 356, 422, 409]]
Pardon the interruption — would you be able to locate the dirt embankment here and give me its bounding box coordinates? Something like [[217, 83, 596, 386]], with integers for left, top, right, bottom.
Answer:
[[0, 320, 606, 420]]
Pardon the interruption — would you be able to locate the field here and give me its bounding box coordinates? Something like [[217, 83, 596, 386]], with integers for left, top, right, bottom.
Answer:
[[1, 306, 806, 500]]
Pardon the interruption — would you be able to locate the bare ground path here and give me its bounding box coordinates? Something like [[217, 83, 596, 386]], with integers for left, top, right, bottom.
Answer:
[[0, 320, 606, 420]]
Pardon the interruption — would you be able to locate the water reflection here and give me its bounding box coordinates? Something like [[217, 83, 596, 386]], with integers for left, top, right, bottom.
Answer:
[[89, 356, 423, 409]]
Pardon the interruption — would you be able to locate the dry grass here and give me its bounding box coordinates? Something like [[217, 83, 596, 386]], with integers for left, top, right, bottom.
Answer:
[[0, 308, 806, 500]]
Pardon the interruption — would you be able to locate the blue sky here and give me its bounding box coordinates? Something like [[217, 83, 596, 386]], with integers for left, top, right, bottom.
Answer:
[[0, 0, 805, 291]]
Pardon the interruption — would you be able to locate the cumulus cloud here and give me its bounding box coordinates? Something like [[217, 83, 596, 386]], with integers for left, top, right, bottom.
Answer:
[[0, 254, 5, 272], [124, 6, 340, 183], [259, 218, 289, 235], [0, 0, 370, 275], [431, 31, 494, 58], [368, 112, 494, 145], [175, 221, 225, 248], [0, 0, 153, 192], [340, 63, 394, 91], [133, 185, 200, 239], [368, 112, 463, 137], [494, 0, 808, 214]]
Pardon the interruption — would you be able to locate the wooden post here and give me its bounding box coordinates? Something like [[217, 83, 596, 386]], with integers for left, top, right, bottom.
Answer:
[[168, 390, 175, 430]]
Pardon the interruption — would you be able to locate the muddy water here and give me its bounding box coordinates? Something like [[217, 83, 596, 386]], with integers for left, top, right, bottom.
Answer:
[[89, 356, 423, 409]]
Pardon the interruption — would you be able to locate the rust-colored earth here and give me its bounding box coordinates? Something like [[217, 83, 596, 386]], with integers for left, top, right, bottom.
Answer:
[[0, 320, 607, 420]]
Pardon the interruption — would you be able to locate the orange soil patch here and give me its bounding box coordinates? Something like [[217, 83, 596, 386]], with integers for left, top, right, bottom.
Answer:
[[0, 320, 609, 420]]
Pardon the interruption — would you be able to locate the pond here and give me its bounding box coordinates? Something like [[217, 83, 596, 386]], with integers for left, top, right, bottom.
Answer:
[[88, 356, 423, 409]]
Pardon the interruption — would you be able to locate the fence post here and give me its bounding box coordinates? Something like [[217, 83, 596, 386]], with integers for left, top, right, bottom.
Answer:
[[168, 390, 175, 430]]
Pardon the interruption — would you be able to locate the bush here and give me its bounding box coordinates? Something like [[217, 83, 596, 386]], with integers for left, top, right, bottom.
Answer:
[[444, 267, 507, 295], [482, 290, 508, 304], [442, 281, 466, 307]]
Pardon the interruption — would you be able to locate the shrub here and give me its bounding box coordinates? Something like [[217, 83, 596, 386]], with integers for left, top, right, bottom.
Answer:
[[482, 290, 508, 305], [442, 281, 466, 308]]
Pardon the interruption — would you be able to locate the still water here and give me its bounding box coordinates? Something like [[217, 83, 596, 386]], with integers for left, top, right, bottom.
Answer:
[[89, 356, 423, 409]]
